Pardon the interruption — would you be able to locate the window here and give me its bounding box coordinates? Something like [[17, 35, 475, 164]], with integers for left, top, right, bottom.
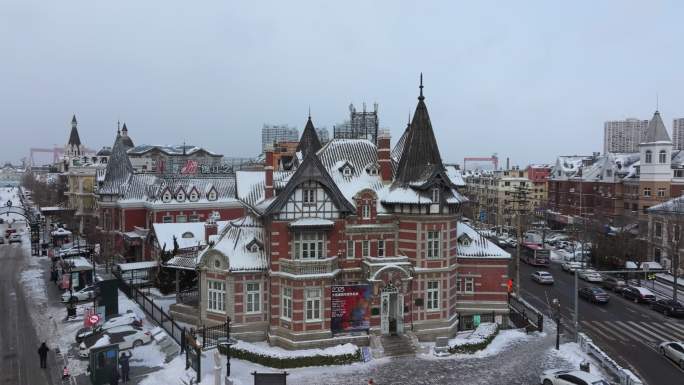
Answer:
[[659, 150, 667, 164], [362, 240, 370, 257], [377, 240, 385, 257], [657, 188, 666, 197], [189, 214, 200, 222], [464, 277, 475, 293], [346, 240, 355, 259], [342, 167, 352, 177], [655, 222, 663, 238], [645, 150, 652, 163], [504, 181, 510, 187], [162, 192, 172, 203], [176, 215, 187, 223], [426, 281, 440, 310], [207, 189, 217, 201], [432, 188, 440, 203], [367, 166, 378, 176], [189, 191, 199, 202], [176, 191, 185, 201], [281, 287, 292, 320], [293, 232, 325, 259], [162, 215, 173, 223], [207, 280, 225, 313], [303, 188, 316, 204], [246, 283, 260, 314], [676, 170, 684, 178], [426, 231, 440, 258], [305, 288, 322, 321], [644, 188, 651, 197], [361, 204, 371, 219], [674, 225, 681, 242], [456, 278, 462, 293]]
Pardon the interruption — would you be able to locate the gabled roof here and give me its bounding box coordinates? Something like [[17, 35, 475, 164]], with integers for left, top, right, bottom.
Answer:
[[643, 111, 671, 143], [263, 151, 355, 215], [98, 131, 134, 195], [394, 75, 444, 186], [296, 116, 322, 157]]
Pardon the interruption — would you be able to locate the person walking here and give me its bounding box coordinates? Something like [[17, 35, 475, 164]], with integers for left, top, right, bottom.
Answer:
[[38, 342, 49, 369], [119, 351, 132, 382], [110, 366, 120, 385]]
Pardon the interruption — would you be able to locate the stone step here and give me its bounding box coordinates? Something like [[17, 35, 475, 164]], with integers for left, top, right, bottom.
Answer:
[[169, 303, 199, 325], [380, 335, 416, 357]]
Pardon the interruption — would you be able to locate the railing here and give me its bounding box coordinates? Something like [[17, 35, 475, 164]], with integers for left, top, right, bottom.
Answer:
[[578, 332, 643, 385], [279, 255, 338, 275], [508, 293, 544, 332], [194, 321, 231, 350], [118, 278, 186, 352]]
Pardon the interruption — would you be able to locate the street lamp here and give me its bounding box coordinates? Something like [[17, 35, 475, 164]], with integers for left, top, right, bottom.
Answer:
[[552, 298, 561, 350]]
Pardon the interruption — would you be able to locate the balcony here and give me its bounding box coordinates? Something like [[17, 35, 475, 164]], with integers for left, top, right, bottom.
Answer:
[[279, 256, 339, 276]]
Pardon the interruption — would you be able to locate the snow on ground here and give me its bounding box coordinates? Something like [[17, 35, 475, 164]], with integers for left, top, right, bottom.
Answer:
[[546, 342, 611, 380], [235, 340, 358, 358]]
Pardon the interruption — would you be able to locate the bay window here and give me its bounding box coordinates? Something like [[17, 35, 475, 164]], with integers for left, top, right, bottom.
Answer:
[[293, 232, 325, 259]]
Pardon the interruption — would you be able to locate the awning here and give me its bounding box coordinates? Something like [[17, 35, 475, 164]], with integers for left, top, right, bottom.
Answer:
[[116, 261, 159, 272], [288, 217, 335, 229]]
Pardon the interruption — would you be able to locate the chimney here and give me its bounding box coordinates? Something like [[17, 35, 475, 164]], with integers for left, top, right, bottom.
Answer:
[[265, 145, 274, 199], [377, 129, 392, 182], [204, 211, 219, 244]]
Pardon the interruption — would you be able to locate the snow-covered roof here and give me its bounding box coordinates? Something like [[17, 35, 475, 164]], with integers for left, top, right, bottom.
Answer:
[[288, 217, 335, 228], [116, 261, 159, 271], [127, 144, 221, 157], [457, 222, 510, 259], [63, 256, 93, 271], [115, 173, 238, 205], [201, 215, 268, 272], [152, 221, 229, 250]]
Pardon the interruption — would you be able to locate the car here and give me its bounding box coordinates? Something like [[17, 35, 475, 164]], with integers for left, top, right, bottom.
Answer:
[[8, 233, 21, 243], [79, 325, 152, 358], [61, 285, 97, 303], [601, 275, 627, 292], [578, 269, 603, 283], [651, 299, 684, 318], [75, 311, 143, 342], [0, 237, 4, 244], [621, 286, 656, 303], [561, 261, 582, 273], [531, 271, 555, 285], [579, 287, 610, 304], [659, 341, 684, 369], [539, 369, 610, 385]]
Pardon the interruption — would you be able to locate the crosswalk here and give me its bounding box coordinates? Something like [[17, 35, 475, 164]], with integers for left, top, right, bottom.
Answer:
[[581, 320, 684, 345]]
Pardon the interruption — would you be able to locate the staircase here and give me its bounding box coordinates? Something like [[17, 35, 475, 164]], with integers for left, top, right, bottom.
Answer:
[[168, 303, 199, 326], [380, 335, 417, 357]]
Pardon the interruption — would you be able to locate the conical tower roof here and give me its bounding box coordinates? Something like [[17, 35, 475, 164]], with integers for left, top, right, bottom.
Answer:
[[296, 116, 322, 157], [643, 110, 671, 143], [120, 122, 135, 148], [68, 118, 81, 147], [394, 74, 444, 185], [99, 129, 134, 195]]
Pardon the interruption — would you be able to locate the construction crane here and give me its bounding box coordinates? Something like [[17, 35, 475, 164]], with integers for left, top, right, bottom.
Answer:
[[29, 147, 64, 165], [463, 154, 498, 171]]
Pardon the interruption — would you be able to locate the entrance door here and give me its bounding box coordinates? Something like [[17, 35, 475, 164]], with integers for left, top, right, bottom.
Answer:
[[381, 292, 390, 335], [396, 294, 404, 334]]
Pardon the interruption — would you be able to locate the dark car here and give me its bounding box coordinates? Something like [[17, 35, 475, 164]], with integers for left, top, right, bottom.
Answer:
[[621, 286, 656, 303], [651, 299, 684, 317], [579, 287, 610, 304]]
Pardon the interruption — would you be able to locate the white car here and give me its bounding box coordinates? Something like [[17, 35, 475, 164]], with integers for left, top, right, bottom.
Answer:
[[8, 233, 22, 243], [61, 285, 97, 303], [540, 369, 610, 385], [561, 261, 582, 273], [531, 271, 555, 285], [75, 311, 143, 342], [659, 341, 684, 369], [79, 325, 152, 358], [579, 269, 603, 283]]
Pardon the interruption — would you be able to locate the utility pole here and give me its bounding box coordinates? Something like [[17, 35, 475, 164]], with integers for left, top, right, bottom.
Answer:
[[511, 184, 530, 296]]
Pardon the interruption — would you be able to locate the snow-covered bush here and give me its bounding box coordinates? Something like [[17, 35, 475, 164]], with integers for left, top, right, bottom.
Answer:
[[447, 323, 499, 354], [219, 340, 361, 368]]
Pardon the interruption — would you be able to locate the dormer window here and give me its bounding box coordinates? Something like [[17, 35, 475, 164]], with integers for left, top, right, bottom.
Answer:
[[432, 188, 440, 203], [303, 188, 316, 204], [659, 150, 667, 164], [162, 190, 172, 203], [645, 150, 652, 163], [366, 164, 379, 176], [250, 244, 259, 252], [176, 191, 185, 201], [342, 166, 352, 177], [362, 204, 371, 219], [207, 187, 217, 201], [189, 189, 199, 202]]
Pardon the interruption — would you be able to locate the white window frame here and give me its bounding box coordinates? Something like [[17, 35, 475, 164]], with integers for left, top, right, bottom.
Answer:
[[362, 240, 370, 257], [305, 288, 322, 321], [655, 222, 663, 238], [346, 240, 355, 259], [645, 150, 652, 163], [464, 277, 475, 293], [189, 191, 199, 202], [281, 287, 293, 320], [176, 215, 187, 223], [456, 278, 462, 293], [207, 279, 225, 313], [377, 239, 385, 257], [659, 150, 667, 164], [426, 281, 440, 311], [432, 188, 440, 203], [246, 282, 260, 314], [176, 191, 185, 201], [207, 189, 217, 201], [644, 188, 651, 197], [361, 204, 371, 219], [162, 192, 172, 203], [293, 232, 325, 260], [657, 188, 666, 197], [426, 231, 441, 258], [162, 215, 173, 223], [342, 167, 352, 177], [303, 188, 316, 205]]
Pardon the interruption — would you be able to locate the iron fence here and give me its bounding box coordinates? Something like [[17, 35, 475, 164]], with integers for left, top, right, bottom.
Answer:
[[508, 293, 544, 332]]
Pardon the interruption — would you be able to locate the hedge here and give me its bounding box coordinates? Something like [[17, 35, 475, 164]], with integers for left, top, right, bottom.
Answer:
[[218, 344, 362, 369], [447, 323, 500, 354]]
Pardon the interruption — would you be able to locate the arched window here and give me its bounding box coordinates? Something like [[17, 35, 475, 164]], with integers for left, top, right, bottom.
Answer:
[[659, 150, 667, 164], [645, 150, 652, 163]]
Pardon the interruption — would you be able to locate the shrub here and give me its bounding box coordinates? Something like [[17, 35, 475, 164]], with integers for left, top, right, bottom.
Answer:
[[218, 343, 362, 369], [447, 323, 500, 354]]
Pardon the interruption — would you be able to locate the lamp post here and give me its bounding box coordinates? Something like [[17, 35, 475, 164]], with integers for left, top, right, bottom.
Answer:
[[552, 298, 561, 350]]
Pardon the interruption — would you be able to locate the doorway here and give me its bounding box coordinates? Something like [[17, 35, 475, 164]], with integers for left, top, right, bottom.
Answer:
[[380, 285, 403, 336]]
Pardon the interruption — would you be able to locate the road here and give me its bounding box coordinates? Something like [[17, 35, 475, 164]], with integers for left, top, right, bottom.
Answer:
[[0, 236, 58, 385], [514, 249, 684, 385]]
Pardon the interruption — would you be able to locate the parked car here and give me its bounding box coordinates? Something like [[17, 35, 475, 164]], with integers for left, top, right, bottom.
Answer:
[[0, 237, 4, 244], [601, 275, 627, 292], [8, 233, 21, 243], [578, 269, 603, 283], [651, 299, 684, 318], [561, 261, 582, 273], [659, 341, 684, 369], [61, 285, 97, 303], [75, 311, 143, 343], [531, 271, 555, 285], [579, 287, 610, 304], [79, 325, 152, 358], [539, 369, 610, 385], [622, 286, 656, 303]]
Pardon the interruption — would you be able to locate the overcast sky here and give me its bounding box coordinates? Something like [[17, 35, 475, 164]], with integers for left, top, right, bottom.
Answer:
[[2, 0, 683, 167]]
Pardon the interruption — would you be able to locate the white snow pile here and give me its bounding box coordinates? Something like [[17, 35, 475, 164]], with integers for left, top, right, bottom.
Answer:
[[448, 322, 498, 350], [92, 334, 111, 349], [234, 340, 358, 359]]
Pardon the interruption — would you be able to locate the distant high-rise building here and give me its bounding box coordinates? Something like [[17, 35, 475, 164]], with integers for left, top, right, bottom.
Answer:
[[603, 118, 649, 153], [673, 118, 684, 150], [261, 124, 299, 151], [333, 102, 379, 144]]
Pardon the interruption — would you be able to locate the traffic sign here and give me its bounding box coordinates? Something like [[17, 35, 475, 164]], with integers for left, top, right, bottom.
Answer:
[[89, 314, 101, 325]]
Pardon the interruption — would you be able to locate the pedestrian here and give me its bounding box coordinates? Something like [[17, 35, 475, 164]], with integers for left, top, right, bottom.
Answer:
[[38, 342, 49, 369], [110, 366, 120, 385], [119, 351, 132, 382], [62, 366, 70, 380], [368, 379, 375, 385]]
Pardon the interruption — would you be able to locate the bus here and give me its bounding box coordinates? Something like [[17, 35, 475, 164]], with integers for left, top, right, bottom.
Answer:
[[520, 243, 550, 266]]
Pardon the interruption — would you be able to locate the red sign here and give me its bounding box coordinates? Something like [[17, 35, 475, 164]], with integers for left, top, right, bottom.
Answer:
[[180, 159, 199, 175], [331, 285, 371, 333], [507, 279, 513, 293], [89, 314, 100, 325]]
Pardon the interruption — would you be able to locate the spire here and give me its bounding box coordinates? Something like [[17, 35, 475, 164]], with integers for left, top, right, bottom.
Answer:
[[643, 110, 671, 143], [67, 115, 81, 147], [296, 115, 322, 157], [71, 114, 77, 126], [119, 122, 135, 148], [100, 129, 134, 194], [394, 75, 444, 185], [122, 122, 128, 134]]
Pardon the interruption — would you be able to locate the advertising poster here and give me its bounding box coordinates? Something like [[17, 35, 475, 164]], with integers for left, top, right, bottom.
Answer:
[[331, 285, 371, 333]]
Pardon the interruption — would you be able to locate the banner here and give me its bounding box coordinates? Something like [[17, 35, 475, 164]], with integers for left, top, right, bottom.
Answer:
[[331, 285, 371, 333]]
